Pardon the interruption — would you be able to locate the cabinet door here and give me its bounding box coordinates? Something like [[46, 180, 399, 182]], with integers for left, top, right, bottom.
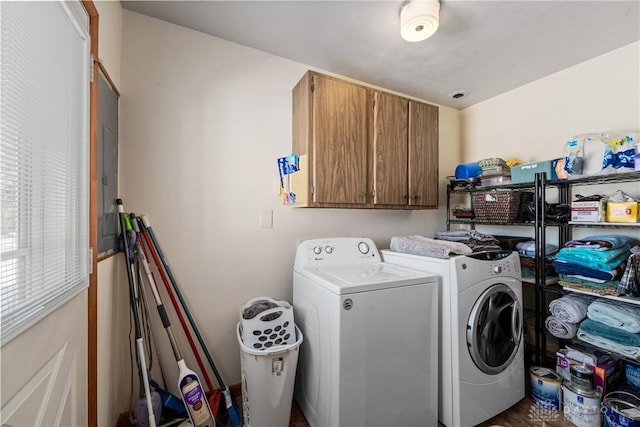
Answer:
[[408, 101, 439, 207], [312, 74, 369, 205], [372, 91, 409, 205]]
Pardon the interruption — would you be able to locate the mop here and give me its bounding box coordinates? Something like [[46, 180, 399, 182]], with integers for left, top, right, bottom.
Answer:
[[131, 215, 223, 419], [117, 201, 157, 427], [118, 201, 216, 427], [139, 214, 242, 427]]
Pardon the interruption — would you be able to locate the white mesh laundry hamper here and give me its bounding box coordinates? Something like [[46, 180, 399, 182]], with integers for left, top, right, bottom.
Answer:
[[237, 322, 303, 427]]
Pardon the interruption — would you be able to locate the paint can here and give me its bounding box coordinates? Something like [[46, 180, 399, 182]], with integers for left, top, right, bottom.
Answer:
[[603, 391, 640, 427], [571, 364, 595, 394], [530, 366, 562, 411], [562, 383, 602, 427]]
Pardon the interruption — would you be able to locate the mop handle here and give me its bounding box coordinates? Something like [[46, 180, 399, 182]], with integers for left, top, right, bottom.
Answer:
[[139, 215, 244, 427], [117, 200, 156, 427], [134, 216, 216, 394]]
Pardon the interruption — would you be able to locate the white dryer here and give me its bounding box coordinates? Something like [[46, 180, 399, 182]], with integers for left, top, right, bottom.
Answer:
[[293, 238, 439, 427], [381, 250, 525, 427]]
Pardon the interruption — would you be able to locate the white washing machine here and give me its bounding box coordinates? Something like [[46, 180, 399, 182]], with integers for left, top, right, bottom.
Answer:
[[381, 250, 525, 427], [293, 238, 439, 427]]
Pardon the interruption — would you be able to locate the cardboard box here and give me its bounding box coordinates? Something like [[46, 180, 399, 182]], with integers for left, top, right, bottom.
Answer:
[[606, 201, 639, 223], [556, 349, 622, 395], [511, 159, 559, 184], [571, 200, 606, 222]]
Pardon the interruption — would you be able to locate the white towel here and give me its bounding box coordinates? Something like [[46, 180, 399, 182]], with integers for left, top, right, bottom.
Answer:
[[390, 235, 472, 259], [548, 294, 594, 323], [545, 316, 578, 339], [587, 299, 640, 333]]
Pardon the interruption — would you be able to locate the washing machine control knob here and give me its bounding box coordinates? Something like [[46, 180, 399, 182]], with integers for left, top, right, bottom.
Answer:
[[313, 246, 322, 255], [494, 265, 502, 274], [325, 246, 333, 254], [357, 241, 370, 254]]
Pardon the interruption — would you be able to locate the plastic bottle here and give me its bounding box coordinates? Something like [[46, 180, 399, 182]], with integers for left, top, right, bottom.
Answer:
[[635, 142, 640, 171], [178, 360, 216, 427]]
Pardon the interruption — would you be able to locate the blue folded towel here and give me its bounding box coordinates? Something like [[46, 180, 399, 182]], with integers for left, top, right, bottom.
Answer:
[[555, 247, 630, 271], [578, 318, 640, 348], [587, 299, 640, 333], [565, 235, 638, 250], [552, 260, 625, 281]]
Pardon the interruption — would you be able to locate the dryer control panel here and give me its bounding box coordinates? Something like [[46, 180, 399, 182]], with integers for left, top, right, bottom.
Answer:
[[455, 251, 522, 283], [294, 237, 380, 269]]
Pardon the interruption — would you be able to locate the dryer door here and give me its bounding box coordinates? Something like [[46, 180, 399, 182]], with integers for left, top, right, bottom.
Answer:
[[466, 283, 521, 375]]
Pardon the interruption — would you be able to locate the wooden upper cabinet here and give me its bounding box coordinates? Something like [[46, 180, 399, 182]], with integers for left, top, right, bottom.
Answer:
[[408, 100, 439, 208], [292, 71, 369, 207], [313, 74, 369, 205], [373, 93, 439, 208], [372, 91, 409, 206], [292, 70, 438, 209]]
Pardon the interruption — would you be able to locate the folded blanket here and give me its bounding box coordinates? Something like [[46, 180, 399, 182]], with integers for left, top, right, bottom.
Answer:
[[587, 299, 640, 333], [434, 230, 498, 243], [516, 241, 559, 258], [545, 316, 579, 339], [555, 246, 631, 271], [390, 235, 472, 259], [577, 319, 640, 360], [564, 235, 637, 250], [552, 260, 626, 281], [559, 274, 620, 290], [548, 293, 593, 323], [434, 230, 501, 252]]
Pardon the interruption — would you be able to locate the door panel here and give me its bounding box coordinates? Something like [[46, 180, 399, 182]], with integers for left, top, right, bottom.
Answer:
[[373, 92, 408, 205], [408, 101, 438, 207], [312, 75, 369, 205], [1, 291, 87, 426]]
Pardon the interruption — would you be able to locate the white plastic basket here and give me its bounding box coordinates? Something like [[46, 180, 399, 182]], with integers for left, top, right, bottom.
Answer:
[[237, 323, 303, 427], [239, 297, 296, 350]]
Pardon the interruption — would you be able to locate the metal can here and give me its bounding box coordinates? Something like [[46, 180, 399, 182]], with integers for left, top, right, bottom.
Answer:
[[530, 366, 562, 411], [562, 383, 602, 427], [571, 364, 595, 394], [603, 391, 640, 427]]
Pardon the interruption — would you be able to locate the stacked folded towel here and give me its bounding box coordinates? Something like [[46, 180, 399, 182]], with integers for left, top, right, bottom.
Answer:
[[576, 298, 640, 360], [516, 240, 557, 279], [390, 235, 472, 259], [545, 294, 594, 339], [553, 235, 637, 295], [434, 230, 501, 252]]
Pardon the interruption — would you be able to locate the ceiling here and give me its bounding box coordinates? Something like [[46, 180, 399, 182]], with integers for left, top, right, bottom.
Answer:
[[120, 0, 640, 109]]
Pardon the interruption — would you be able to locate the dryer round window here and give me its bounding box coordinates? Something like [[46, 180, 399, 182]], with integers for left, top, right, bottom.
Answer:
[[466, 283, 521, 375]]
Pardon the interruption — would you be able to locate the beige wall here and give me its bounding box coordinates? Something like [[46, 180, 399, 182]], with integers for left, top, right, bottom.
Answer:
[[118, 11, 460, 404], [460, 41, 639, 242], [94, 2, 123, 426], [118, 10, 460, 403], [461, 41, 639, 163], [107, 8, 638, 422]]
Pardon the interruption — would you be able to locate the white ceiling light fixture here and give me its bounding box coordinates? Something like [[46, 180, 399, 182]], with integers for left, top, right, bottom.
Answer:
[[400, 0, 440, 42]]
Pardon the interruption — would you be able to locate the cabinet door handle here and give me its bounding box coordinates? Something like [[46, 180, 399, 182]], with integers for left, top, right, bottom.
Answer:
[[403, 194, 408, 199], [413, 195, 419, 200]]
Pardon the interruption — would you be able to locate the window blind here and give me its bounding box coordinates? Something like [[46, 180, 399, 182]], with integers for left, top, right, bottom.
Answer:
[[0, 0, 90, 344]]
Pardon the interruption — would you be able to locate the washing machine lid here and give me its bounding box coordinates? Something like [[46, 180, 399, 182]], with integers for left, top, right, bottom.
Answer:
[[298, 262, 437, 295]]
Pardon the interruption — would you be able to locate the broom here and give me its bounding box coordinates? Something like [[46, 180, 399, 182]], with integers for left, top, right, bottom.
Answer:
[[139, 214, 243, 427], [118, 200, 216, 427], [117, 202, 157, 427]]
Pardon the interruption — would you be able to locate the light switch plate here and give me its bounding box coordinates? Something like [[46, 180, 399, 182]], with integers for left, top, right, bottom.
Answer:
[[259, 209, 273, 228]]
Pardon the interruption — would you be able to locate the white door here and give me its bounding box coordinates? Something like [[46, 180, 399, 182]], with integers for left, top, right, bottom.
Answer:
[[0, 293, 88, 426], [0, 1, 90, 425]]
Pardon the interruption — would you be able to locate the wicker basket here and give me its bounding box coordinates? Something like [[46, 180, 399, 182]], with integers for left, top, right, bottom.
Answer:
[[472, 190, 522, 223]]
